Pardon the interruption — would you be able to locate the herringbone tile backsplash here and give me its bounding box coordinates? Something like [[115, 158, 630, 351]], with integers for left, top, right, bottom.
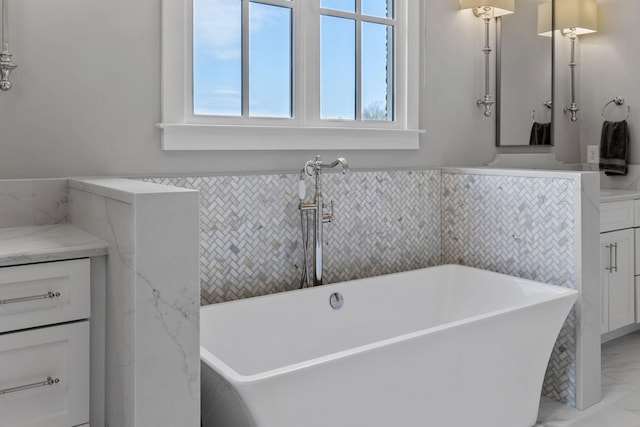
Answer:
[[143, 169, 442, 304], [142, 168, 580, 408]]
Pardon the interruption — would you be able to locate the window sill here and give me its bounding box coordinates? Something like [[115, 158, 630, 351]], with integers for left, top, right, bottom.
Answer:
[[156, 123, 423, 151]]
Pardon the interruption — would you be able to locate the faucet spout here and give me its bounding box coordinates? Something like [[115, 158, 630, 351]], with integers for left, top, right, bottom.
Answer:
[[305, 156, 349, 176], [328, 158, 349, 174]]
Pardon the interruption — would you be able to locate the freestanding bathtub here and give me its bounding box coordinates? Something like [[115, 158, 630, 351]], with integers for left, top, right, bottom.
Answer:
[[200, 264, 578, 427]]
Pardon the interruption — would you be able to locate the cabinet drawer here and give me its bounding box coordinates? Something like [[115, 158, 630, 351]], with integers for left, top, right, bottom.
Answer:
[[601, 200, 634, 232], [0, 259, 90, 333], [0, 321, 90, 427]]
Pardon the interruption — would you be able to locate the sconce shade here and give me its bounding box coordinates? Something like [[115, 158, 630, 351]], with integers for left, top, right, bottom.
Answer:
[[538, 2, 553, 37], [460, 0, 515, 17], [555, 0, 598, 35]]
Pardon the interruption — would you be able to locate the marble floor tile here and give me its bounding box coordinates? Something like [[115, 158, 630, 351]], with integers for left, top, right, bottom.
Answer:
[[616, 391, 640, 416], [567, 406, 640, 427], [537, 331, 640, 427]]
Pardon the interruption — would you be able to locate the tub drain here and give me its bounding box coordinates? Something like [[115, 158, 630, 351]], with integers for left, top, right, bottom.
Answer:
[[329, 292, 344, 310]]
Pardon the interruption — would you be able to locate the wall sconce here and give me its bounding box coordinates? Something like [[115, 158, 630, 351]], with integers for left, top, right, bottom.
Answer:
[[0, 0, 16, 91], [460, 0, 515, 117], [539, 0, 597, 122]]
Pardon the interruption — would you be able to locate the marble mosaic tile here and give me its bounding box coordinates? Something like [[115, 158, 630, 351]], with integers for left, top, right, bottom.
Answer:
[[441, 172, 578, 407], [142, 169, 441, 305]]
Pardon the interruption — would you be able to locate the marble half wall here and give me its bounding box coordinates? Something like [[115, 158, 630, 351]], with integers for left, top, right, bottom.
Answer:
[[441, 168, 600, 410], [68, 178, 200, 427], [142, 169, 442, 305]]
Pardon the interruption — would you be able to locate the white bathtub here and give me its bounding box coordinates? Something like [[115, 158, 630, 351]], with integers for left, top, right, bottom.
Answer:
[[200, 264, 578, 427]]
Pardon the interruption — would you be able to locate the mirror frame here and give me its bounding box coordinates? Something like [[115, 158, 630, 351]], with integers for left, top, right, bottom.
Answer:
[[495, 1, 555, 148]]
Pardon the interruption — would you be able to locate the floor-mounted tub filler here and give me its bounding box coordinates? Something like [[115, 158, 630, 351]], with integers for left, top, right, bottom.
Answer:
[[200, 264, 578, 427]]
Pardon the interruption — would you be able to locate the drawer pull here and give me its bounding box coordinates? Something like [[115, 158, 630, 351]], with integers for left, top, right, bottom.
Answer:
[[606, 244, 614, 272], [0, 291, 61, 305], [0, 376, 60, 395]]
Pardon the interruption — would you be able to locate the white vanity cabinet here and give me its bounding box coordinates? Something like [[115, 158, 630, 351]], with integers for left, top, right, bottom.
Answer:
[[600, 228, 635, 333], [600, 199, 637, 334], [0, 258, 91, 427]]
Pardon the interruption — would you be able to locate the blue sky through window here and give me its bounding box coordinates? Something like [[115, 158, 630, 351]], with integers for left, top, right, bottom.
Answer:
[[193, 0, 392, 120]]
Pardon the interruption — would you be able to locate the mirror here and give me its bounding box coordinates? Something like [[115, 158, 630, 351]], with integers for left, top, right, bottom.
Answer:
[[496, 0, 553, 147]]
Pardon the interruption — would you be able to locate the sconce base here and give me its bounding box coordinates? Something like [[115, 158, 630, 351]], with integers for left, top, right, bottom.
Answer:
[[0, 51, 17, 92], [564, 103, 580, 122], [478, 96, 494, 117]]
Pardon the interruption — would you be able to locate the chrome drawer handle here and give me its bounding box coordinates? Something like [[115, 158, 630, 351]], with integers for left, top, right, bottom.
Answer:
[[606, 244, 614, 273], [0, 291, 61, 305], [0, 376, 60, 395]]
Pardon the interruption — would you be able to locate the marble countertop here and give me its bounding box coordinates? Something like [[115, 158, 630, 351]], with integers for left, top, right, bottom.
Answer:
[[0, 224, 108, 267], [600, 189, 640, 203]]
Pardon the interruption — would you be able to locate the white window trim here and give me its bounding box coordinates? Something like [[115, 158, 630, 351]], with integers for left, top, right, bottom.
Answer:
[[158, 0, 422, 151]]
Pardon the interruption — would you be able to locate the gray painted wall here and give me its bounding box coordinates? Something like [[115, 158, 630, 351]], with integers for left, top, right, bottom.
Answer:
[[8, 0, 627, 177], [580, 0, 639, 165], [0, 0, 502, 179]]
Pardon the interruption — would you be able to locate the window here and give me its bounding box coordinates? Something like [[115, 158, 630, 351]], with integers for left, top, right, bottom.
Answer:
[[193, 0, 293, 118], [159, 0, 421, 150]]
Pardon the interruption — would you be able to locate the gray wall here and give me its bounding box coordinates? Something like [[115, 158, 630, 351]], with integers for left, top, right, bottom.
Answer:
[[12, 0, 629, 176], [0, 0, 501, 179], [580, 0, 639, 164]]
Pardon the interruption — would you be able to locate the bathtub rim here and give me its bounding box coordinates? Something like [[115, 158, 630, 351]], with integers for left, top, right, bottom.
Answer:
[[200, 264, 578, 384]]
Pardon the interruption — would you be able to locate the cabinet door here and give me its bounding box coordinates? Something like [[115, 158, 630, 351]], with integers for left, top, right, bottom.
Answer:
[[0, 322, 89, 427], [602, 229, 635, 332], [601, 236, 611, 333]]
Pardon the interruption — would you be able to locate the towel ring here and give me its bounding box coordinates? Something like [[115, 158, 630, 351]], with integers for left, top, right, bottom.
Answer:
[[532, 100, 553, 123], [602, 97, 631, 121]]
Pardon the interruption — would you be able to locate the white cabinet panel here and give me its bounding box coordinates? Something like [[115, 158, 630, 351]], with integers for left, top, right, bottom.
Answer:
[[636, 277, 640, 324], [634, 199, 640, 227], [601, 229, 635, 333], [0, 321, 90, 427], [0, 258, 90, 333], [601, 200, 634, 232], [635, 229, 640, 276]]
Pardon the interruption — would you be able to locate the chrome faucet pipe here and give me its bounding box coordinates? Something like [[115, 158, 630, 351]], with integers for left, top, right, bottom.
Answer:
[[299, 156, 348, 286]]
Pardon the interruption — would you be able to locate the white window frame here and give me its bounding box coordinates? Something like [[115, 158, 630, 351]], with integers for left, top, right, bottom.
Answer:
[[158, 0, 422, 151]]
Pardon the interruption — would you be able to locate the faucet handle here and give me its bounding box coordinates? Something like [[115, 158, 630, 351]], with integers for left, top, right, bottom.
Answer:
[[322, 200, 334, 223], [304, 160, 316, 177]]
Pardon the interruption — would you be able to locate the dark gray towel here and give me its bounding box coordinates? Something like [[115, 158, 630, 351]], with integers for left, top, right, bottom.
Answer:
[[599, 120, 629, 176], [529, 122, 551, 145]]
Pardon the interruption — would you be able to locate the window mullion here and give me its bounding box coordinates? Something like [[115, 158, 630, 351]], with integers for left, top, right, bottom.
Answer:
[[388, 25, 395, 121], [292, 0, 305, 125], [242, 0, 250, 117], [355, 0, 362, 121], [303, 0, 320, 126], [186, 0, 195, 122]]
